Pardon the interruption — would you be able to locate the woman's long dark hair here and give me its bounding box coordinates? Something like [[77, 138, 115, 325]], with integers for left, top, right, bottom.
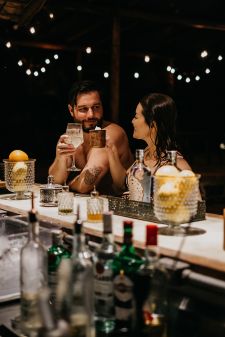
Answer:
[[140, 93, 179, 166]]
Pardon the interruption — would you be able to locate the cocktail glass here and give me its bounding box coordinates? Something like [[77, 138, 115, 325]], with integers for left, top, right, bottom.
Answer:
[[153, 174, 200, 236]]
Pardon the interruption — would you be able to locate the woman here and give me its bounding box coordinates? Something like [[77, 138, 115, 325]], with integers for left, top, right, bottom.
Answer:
[[106, 93, 192, 195]]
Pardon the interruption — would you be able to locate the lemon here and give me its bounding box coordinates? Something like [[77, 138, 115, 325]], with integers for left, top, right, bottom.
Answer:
[[9, 150, 29, 161]]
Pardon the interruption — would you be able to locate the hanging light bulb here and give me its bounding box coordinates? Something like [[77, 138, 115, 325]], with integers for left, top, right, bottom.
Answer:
[[104, 72, 109, 78], [134, 72, 139, 78], [144, 55, 150, 63], [205, 68, 210, 74], [177, 74, 182, 80], [77, 65, 82, 71], [218, 55, 223, 61], [34, 71, 39, 77], [29, 26, 36, 34], [200, 50, 208, 58], [86, 47, 92, 54], [45, 59, 50, 64], [185, 77, 191, 83], [166, 65, 171, 72], [41, 67, 46, 73], [18, 60, 23, 67], [54, 54, 59, 60], [195, 75, 200, 81], [5, 41, 11, 48], [49, 13, 54, 19], [26, 69, 32, 76]]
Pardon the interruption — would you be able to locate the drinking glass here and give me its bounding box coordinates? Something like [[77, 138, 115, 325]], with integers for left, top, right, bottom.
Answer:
[[153, 174, 200, 236], [66, 123, 83, 171]]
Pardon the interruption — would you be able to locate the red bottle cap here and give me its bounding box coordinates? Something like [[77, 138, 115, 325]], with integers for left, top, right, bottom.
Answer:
[[146, 224, 158, 246], [123, 220, 133, 229]]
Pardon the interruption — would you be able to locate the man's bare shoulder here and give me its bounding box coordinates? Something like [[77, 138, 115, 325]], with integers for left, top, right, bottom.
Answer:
[[103, 120, 127, 139]]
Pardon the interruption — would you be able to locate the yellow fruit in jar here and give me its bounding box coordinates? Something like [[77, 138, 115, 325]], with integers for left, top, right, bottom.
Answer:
[[9, 150, 29, 161], [155, 165, 179, 177], [179, 169, 195, 177]]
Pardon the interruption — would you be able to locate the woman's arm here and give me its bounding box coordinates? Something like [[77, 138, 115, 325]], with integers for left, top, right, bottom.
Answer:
[[106, 142, 127, 193]]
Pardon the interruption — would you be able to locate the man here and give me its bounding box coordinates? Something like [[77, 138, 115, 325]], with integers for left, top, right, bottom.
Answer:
[[49, 80, 133, 195]]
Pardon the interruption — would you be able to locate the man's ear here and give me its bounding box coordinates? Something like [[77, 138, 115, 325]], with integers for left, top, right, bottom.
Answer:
[[68, 104, 74, 117]]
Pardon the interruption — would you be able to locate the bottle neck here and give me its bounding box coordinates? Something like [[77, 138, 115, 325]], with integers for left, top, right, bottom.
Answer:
[[145, 244, 159, 267], [72, 232, 86, 257], [28, 220, 39, 242]]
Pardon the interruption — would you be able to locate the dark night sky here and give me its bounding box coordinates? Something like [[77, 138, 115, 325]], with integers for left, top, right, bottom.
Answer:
[[1, 38, 225, 183]]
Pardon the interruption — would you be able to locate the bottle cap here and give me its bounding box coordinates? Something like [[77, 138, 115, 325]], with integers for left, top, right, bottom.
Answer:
[[146, 224, 158, 246], [103, 211, 113, 233], [90, 185, 99, 198], [123, 220, 133, 229], [135, 149, 144, 159], [74, 220, 82, 234]]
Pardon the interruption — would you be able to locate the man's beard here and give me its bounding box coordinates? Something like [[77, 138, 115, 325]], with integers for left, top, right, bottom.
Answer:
[[81, 118, 103, 132]]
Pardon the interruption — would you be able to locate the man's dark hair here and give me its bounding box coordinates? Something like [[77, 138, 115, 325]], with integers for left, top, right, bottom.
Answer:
[[68, 80, 103, 108]]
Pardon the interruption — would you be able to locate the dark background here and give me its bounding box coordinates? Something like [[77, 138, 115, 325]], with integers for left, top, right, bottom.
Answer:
[[0, 0, 225, 213]]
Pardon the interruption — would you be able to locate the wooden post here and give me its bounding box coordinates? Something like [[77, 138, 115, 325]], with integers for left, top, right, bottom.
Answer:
[[110, 15, 120, 122]]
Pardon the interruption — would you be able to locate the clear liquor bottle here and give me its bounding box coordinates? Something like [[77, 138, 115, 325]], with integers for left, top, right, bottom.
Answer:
[[20, 194, 48, 335], [128, 149, 151, 202], [94, 211, 117, 333], [112, 220, 143, 334], [48, 229, 71, 308], [70, 218, 95, 337]]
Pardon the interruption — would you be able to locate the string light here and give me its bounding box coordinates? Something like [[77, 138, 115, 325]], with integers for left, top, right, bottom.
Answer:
[[195, 75, 200, 81], [18, 60, 23, 66], [29, 26, 36, 34], [49, 13, 54, 19], [177, 74, 182, 80], [185, 77, 191, 83], [104, 72, 109, 78], [53, 54, 59, 59], [166, 65, 172, 72], [5, 41, 11, 48], [77, 65, 82, 71], [205, 68, 210, 74], [218, 55, 223, 61], [45, 58, 50, 64], [41, 67, 46, 73], [34, 71, 39, 77], [26, 69, 32, 76], [86, 47, 92, 54], [144, 55, 150, 63], [134, 72, 139, 78], [200, 50, 208, 58]]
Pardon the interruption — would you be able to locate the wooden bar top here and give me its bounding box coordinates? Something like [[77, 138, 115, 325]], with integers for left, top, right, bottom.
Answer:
[[0, 191, 224, 274]]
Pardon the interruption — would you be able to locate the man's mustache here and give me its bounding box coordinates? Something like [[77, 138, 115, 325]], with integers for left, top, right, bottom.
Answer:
[[82, 118, 102, 132]]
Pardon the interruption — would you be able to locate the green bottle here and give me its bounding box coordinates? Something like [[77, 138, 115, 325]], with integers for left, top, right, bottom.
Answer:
[[48, 229, 71, 308], [112, 220, 144, 333]]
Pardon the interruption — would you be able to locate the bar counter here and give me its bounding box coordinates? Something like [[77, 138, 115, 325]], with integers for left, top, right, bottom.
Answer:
[[0, 190, 224, 276]]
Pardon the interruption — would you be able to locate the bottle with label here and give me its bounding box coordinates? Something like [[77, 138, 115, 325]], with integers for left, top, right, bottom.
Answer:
[[48, 229, 71, 309], [70, 217, 95, 337], [94, 211, 117, 333], [20, 192, 48, 336], [128, 149, 151, 202], [135, 224, 168, 337], [112, 220, 143, 334]]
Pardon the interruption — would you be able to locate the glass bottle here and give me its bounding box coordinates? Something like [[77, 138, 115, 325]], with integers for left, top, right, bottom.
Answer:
[[112, 220, 144, 334], [128, 149, 151, 202], [48, 229, 71, 308], [87, 185, 104, 222], [70, 217, 95, 337], [136, 224, 168, 337], [94, 211, 117, 333], [20, 194, 48, 335]]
